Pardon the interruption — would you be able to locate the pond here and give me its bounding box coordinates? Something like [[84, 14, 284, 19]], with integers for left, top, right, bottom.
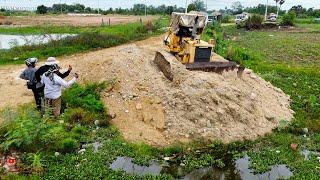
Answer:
[[0, 34, 76, 49], [110, 155, 293, 180]]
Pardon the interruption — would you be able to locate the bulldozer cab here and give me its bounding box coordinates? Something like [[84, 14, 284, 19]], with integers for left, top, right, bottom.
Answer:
[[170, 12, 207, 39]]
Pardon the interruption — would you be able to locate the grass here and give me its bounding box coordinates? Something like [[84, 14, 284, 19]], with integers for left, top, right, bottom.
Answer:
[[217, 23, 320, 179], [0, 17, 169, 65], [1, 18, 320, 179]]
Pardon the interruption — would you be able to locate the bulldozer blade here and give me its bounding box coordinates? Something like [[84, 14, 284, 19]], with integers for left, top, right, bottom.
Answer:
[[154, 51, 175, 81], [186, 62, 238, 72], [155, 51, 245, 80]]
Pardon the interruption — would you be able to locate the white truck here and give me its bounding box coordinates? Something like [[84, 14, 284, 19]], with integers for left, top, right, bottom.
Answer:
[[235, 12, 249, 26]]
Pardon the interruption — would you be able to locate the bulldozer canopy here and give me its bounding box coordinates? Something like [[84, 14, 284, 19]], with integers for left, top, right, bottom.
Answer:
[[170, 12, 207, 33]]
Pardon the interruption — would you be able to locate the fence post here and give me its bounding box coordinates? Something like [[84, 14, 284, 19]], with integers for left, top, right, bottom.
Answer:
[[109, 18, 111, 26], [101, 18, 105, 26]]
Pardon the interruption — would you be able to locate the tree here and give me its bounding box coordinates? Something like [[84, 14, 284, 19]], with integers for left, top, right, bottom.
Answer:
[[193, 0, 206, 11], [187, 4, 197, 12], [290, 5, 306, 17], [278, 0, 285, 16], [274, 0, 280, 16], [36, 5, 48, 14], [244, 4, 282, 15], [188, 0, 205, 12], [232, 1, 243, 14]]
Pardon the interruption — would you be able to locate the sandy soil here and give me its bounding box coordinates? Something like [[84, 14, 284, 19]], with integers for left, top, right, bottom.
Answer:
[[0, 36, 294, 147], [3, 14, 157, 27]]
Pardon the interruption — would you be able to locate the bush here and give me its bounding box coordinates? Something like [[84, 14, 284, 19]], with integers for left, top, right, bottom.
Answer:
[[281, 12, 296, 26], [62, 82, 107, 112], [221, 15, 232, 23], [60, 138, 78, 153], [0, 107, 47, 152], [0, 82, 108, 154], [245, 14, 264, 29], [36, 5, 48, 14]]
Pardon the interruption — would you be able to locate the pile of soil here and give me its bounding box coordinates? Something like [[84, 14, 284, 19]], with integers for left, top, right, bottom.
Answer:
[[0, 36, 294, 146]]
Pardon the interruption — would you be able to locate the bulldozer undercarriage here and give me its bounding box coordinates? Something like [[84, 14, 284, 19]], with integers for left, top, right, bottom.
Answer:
[[154, 51, 245, 81]]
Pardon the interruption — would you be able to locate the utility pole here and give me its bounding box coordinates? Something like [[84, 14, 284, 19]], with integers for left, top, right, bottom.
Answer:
[[60, 0, 62, 14], [206, 0, 208, 12], [97, 0, 100, 14], [145, 0, 147, 17], [185, 0, 188, 13], [265, 0, 268, 21]]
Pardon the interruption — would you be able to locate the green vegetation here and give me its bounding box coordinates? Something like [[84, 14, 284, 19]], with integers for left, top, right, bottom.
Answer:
[[0, 82, 249, 179], [244, 14, 264, 29], [30, 3, 185, 15], [0, 18, 169, 65], [214, 22, 320, 178], [0, 83, 167, 178], [281, 12, 296, 26], [1, 11, 320, 179]]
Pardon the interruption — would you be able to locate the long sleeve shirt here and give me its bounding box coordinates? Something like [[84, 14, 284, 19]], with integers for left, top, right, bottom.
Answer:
[[35, 65, 71, 83], [41, 73, 76, 100], [20, 67, 37, 86]]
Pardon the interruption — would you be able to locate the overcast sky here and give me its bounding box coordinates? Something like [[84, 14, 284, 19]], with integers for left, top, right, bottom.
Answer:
[[0, 0, 319, 10]]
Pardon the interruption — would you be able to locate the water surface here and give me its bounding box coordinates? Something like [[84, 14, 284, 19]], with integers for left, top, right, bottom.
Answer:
[[0, 34, 75, 49], [110, 155, 293, 180]]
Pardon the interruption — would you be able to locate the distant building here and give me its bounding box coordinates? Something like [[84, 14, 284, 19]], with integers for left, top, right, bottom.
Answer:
[[207, 11, 222, 23]]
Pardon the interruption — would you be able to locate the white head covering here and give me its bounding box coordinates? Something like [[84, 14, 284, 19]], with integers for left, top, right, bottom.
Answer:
[[45, 57, 60, 65]]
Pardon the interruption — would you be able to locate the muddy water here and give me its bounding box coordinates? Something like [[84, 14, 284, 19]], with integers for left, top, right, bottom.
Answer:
[[110, 155, 293, 180], [110, 156, 162, 176], [0, 34, 76, 49]]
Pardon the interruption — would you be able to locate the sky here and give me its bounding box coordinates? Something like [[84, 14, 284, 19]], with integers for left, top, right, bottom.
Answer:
[[0, 0, 319, 11]]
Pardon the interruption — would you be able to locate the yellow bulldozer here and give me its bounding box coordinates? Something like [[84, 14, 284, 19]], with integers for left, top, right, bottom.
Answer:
[[154, 12, 243, 81]]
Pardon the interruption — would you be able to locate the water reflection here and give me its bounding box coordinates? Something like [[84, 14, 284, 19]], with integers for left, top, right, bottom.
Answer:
[[110, 155, 293, 180], [0, 34, 76, 49]]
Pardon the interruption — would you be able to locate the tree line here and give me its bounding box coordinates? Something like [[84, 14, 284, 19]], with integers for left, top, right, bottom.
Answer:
[[34, 1, 320, 19], [36, 3, 185, 15]]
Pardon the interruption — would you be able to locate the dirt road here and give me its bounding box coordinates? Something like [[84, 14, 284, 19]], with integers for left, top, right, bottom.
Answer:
[[0, 36, 293, 147]]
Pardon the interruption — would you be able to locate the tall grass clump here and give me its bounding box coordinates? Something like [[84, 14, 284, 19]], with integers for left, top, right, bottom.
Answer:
[[281, 12, 296, 26], [245, 14, 264, 30]]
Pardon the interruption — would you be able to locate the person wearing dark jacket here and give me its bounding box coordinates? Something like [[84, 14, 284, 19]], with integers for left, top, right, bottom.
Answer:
[[20, 58, 40, 109], [35, 57, 72, 110]]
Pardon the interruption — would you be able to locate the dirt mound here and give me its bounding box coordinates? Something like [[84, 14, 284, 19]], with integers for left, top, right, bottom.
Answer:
[[100, 40, 293, 145], [0, 36, 293, 146]]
